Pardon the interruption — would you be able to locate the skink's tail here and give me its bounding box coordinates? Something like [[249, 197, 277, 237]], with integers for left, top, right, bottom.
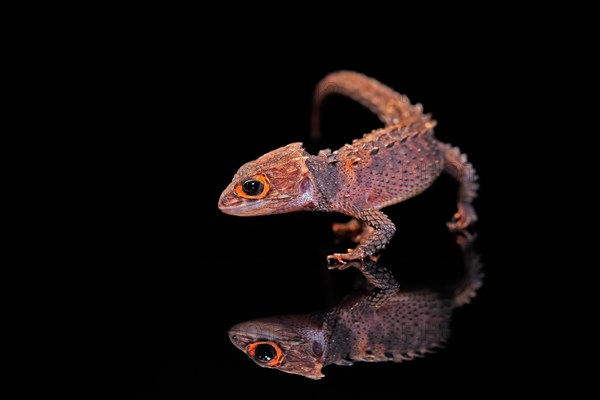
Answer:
[[311, 70, 434, 142]]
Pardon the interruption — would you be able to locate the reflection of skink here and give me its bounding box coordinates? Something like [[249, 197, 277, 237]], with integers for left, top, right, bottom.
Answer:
[[228, 234, 483, 379], [218, 71, 478, 264]]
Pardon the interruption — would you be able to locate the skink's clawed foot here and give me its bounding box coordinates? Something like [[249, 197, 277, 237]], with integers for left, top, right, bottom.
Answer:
[[447, 203, 478, 232], [327, 254, 348, 270], [327, 249, 367, 270]]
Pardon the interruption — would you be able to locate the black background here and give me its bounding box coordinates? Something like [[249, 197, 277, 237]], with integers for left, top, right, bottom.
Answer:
[[8, 25, 577, 396]]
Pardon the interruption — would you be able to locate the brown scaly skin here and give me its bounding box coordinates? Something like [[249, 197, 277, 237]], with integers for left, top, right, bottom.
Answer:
[[228, 233, 483, 379], [218, 71, 478, 264]]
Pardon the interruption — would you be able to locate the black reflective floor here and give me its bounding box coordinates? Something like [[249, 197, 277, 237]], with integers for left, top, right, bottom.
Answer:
[[8, 44, 575, 396]]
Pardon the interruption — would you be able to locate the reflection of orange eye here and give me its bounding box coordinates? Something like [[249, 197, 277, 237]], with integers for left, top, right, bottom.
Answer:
[[235, 174, 270, 199], [247, 341, 283, 367]]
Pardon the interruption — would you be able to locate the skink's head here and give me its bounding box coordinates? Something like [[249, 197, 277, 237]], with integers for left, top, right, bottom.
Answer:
[[218, 143, 316, 216], [228, 314, 326, 379]]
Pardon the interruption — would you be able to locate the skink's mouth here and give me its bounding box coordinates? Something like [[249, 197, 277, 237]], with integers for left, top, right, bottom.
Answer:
[[218, 202, 265, 216], [218, 192, 266, 216]]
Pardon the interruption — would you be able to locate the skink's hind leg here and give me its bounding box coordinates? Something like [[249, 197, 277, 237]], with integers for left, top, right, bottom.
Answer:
[[327, 208, 396, 265], [441, 144, 479, 231]]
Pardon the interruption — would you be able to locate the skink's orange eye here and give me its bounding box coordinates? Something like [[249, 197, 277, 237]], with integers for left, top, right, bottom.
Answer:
[[235, 174, 270, 199], [247, 341, 283, 367]]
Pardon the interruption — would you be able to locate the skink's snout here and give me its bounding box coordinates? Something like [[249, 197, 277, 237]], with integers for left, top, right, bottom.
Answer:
[[218, 190, 230, 211], [218, 185, 251, 215], [218, 183, 267, 217], [218, 188, 237, 214]]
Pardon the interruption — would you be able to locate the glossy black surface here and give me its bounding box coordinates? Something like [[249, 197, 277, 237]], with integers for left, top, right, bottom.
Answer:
[[8, 37, 575, 396]]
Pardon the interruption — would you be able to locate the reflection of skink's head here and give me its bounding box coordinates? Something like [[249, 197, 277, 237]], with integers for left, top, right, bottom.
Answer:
[[228, 313, 326, 380]]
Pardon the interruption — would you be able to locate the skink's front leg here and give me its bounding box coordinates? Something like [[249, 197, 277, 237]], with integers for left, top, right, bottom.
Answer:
[[327, 208, 396, 265]]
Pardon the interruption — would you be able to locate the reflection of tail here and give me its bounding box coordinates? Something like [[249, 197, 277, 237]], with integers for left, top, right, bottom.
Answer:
[[311, 70, 432, 142], [453, 232, 484, 307]]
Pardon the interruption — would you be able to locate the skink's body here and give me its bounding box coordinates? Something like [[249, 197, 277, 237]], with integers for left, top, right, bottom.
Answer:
[[218, 71, 478, 263]]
